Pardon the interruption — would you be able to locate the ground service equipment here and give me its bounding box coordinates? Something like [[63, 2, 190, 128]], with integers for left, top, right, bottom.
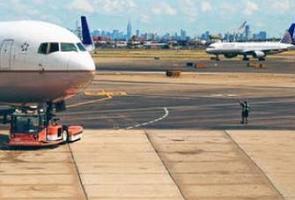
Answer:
[[7, 109, 82, 147]]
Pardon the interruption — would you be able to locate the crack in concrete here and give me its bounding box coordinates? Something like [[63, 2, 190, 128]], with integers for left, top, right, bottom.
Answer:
[[224, 130, 285, 200], [67, 144, 88, 200], [144, 130, 187, 200]]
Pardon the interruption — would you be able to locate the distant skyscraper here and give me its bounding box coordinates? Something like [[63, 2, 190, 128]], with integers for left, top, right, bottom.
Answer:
[[254, 31, 267, 41], [245, 25, 250, 41], [112, 29, 120, 40], [201, 31, 210, 41], [136, 29, 140, 37], [75, 20, 82, 40], [127, 21, 132, 40], [180, 29, 187, 41], [259, 31, 267, 40]]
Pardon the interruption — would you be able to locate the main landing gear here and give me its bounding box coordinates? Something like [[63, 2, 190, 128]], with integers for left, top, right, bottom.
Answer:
[[258, 57, 266, 61], [211, 55, 220, 61], [243, 56, 250, 61]]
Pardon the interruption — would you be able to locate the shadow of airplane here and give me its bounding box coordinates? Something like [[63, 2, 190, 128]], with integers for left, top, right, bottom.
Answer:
[[0, 133, 9, 150]]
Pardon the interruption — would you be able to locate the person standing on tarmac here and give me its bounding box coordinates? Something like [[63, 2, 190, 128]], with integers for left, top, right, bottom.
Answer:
[[239, 100, 250, 124]]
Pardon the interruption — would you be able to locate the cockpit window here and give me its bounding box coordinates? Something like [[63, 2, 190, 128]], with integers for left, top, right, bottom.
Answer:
[[38, 42, 59, 54], [77, 43, 86, 51], [39, 42, 80, 54], [48, 43, 59, 53], [38, 43, 48, 54], [61, 43, 78, 52]]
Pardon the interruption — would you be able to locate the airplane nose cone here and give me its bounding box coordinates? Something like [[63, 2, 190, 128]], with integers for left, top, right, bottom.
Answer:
[[82, 53, 96, 71], [68, 52, 96, 72]]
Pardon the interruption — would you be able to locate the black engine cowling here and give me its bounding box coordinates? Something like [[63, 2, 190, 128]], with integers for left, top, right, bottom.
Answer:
[[224, 53, 238, 58], [253, 51, 265, 58]]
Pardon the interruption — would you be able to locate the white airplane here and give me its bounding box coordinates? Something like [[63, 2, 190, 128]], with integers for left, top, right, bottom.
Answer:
[[0, 16, 95, 108], [0, 16, 96, 146], [206, 24, 295, 61], [0, 16, 97, 147]]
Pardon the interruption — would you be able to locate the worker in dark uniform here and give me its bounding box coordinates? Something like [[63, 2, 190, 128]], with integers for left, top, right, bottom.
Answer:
[[239, 101, 250, 124]]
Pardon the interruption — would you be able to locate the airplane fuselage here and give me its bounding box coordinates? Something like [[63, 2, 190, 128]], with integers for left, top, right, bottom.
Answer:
[[206, 42, 294, 59], [0, 21, 96, 104]]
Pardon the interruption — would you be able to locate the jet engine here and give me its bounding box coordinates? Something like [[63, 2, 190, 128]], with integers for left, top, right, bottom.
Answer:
[[253, 51, 265, 58], [224, 53, 238, 58]]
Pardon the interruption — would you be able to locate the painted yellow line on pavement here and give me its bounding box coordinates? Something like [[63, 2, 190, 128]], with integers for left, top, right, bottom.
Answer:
[[68, 96, 112, 109], [84, 90, 128, 97]]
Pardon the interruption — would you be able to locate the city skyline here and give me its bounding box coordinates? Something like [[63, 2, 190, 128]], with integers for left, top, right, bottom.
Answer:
[[90, 21, 268, 42], [0, 0, 295, 37]]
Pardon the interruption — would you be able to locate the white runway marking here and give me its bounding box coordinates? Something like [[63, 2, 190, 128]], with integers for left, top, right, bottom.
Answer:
[[126, 107, 169, 130], [208, 94, 238, 98]]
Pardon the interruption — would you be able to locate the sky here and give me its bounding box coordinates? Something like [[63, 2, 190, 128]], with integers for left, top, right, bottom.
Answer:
[[1, 0, 295, 37]]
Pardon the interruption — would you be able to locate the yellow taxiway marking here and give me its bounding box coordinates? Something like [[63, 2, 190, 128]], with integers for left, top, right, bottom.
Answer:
[[84, 90, 128, 97], [67, 96, 112, 109], [67, 90, 127, 109]]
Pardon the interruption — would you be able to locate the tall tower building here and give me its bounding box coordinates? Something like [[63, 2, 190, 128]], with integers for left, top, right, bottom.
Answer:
[[127, 21, 132, 40], [75, 20, 82, 40], [180, 29, 187, 41], [245, 25, 250, 41]]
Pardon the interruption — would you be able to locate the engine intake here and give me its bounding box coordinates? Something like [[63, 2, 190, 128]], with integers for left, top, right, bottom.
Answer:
[[253, 51, 265, 58]]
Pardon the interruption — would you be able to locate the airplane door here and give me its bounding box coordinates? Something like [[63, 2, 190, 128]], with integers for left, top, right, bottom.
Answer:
[[0, 40, 14, 70]]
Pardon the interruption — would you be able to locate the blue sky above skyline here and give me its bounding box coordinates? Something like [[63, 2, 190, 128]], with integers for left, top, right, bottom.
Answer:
[[1, 0, 295, 37]]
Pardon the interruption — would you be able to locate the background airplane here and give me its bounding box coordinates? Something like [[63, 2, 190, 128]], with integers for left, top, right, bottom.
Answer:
[[206, 24, 295, 61]]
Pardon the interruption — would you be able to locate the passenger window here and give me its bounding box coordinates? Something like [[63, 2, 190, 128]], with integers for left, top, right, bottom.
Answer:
[[61, 43, 78, 52], [77, 43, 87, 51], [48, 43, 59, 54], [38, 43, 48, 54]]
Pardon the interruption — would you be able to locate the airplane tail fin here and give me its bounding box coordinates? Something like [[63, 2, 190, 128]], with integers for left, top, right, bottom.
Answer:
[[81, 16, 94, 51], [281, 23, 295, 44]]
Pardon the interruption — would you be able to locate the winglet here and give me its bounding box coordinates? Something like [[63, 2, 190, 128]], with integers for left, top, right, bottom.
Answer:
[[281, 23, 295, 44], [81, 16, 94, 51]]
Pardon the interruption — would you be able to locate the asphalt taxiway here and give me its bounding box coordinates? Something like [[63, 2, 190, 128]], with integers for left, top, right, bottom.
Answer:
[[96, 57, 295, 74], [62, 71, 295, 130]]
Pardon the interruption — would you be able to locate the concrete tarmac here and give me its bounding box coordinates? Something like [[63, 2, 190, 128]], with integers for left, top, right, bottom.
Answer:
[[1, 129, 295, 200]]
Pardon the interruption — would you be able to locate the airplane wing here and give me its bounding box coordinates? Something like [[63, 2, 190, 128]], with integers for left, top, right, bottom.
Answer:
[[242, 49, 253, 54], [243, 49, 281, 55], [242, 49, 258, 55]]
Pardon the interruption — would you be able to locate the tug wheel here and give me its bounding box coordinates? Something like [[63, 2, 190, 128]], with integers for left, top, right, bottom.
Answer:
[[62, 130, 68, 143]]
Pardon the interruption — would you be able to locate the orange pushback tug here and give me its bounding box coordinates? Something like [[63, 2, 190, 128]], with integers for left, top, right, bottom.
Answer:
[[7, 109, 83, 147]]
